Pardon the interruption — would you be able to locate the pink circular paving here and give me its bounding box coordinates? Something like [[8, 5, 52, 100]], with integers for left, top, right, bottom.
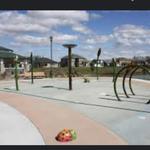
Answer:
[[0, 91, 127, 145]]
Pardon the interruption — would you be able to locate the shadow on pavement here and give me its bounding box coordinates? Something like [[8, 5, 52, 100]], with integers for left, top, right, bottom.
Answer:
[[99, 97, 147, 104], [41, 85, 68, 91], [103, 94, 149, 101]]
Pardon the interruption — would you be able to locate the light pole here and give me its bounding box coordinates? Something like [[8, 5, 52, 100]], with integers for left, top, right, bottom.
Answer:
[[63, 44, 77, 90], [96, 48, 101, 80], [49, 36, 53, 78]]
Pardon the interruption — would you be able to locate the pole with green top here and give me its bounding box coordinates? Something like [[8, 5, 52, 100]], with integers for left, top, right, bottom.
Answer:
[[96, 48, 101, 80], [14, 55, 19, 91], [30, 52, 34, 84], [112, 58, 116, 82]]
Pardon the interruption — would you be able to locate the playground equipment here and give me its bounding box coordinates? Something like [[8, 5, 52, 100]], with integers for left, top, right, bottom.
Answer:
[[14, 55, 19, 91], [30, 52, 34, 84], [96, 48, 101, 80], [13, 52, 35, 91], [113, 64, 150, 103], [63, 44, 77, 90], [112, 58, 117, 82], [49, 36, 53, 78]]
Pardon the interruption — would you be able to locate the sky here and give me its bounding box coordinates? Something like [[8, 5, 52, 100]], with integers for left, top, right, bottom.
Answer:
[[0, 10, 150, 61]]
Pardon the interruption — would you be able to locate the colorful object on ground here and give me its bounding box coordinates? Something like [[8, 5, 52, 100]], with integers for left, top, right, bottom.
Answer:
[[55, 128, 77, 142], [70, 129, 77, 140]]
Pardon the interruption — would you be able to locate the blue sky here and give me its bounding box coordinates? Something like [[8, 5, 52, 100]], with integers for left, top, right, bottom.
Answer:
[[0, 11, 150, 61]]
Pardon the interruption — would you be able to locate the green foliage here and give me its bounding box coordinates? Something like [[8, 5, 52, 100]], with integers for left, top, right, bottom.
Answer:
[[32, 66, 149, 78]]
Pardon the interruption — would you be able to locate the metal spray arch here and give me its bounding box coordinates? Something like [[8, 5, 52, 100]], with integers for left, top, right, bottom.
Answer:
[[113, 64, 150, 103]]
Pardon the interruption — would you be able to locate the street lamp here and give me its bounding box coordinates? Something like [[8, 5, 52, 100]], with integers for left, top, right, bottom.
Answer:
[[49, 36, 53, 78], [63, 44, 77, 90]]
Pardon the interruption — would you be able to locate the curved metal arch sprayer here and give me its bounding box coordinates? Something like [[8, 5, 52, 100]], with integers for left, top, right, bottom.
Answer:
[[122, 66, 134, 98], [114, 65, 132, 101], [128, 65, 150, 96], [129, 66, 139, 96], [114, 64, 150, 102]]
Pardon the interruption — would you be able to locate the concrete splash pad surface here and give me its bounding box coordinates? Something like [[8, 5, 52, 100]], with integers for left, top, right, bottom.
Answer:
[[0, 101, 44, 145], [0, 92, 126, 145], [0, 77, 149, 144]]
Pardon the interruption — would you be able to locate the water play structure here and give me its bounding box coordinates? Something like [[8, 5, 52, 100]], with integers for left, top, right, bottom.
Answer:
[[113, 64, 150, 103]]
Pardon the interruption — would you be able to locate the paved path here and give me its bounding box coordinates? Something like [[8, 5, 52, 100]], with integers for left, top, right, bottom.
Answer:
[[0, 101, 44, 145], [0, 91, 126, 145], [0, 77, 149, 144]]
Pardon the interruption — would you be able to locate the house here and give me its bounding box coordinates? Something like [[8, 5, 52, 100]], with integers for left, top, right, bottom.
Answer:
[[103, 59, 112, 66], [116, 57, 132, 66], [133, 56, 146, 65], [31, 56, 58, 68], [90, 59, 104, 67], [60, 54, 88, 67], [145, 56, 150, 65], [0, 46, 28, 75]]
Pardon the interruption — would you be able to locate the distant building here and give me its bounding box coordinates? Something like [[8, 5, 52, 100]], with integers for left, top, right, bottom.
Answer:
[[60, 54, 88, 67], [0, 46, 28, 75], [133, 56, 146, 65], [90, 59, 104, 67], [116, 57, 132, 66], [103, 59, 112, 66], [31, 56, 58, 68], [145, 56, 150, 65]]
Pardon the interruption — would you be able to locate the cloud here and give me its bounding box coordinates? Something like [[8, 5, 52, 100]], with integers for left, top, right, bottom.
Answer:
[[85, 34, 113, 44], [14, 33, 78, 46], [27, 11, 89, 22], [90, 13, 102, 19], [134, 50, 149, 56], [72, 23, 91, 34], [0, 24, 49, 34], [113, 24, 150, 46], [15, 35, 48, 45], [0, 11, 49, 35], [53, 33, 78, 44], [85, 38, 96, 44], [83, 24, 150, 50], [120, 50, 132, 54], [0, 11, 150, 60], [135, 50, 145, 54], [0, 11, 91, 35]]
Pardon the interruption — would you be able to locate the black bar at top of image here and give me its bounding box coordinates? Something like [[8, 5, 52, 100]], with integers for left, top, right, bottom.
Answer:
[[0, 0, 150, 10]]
